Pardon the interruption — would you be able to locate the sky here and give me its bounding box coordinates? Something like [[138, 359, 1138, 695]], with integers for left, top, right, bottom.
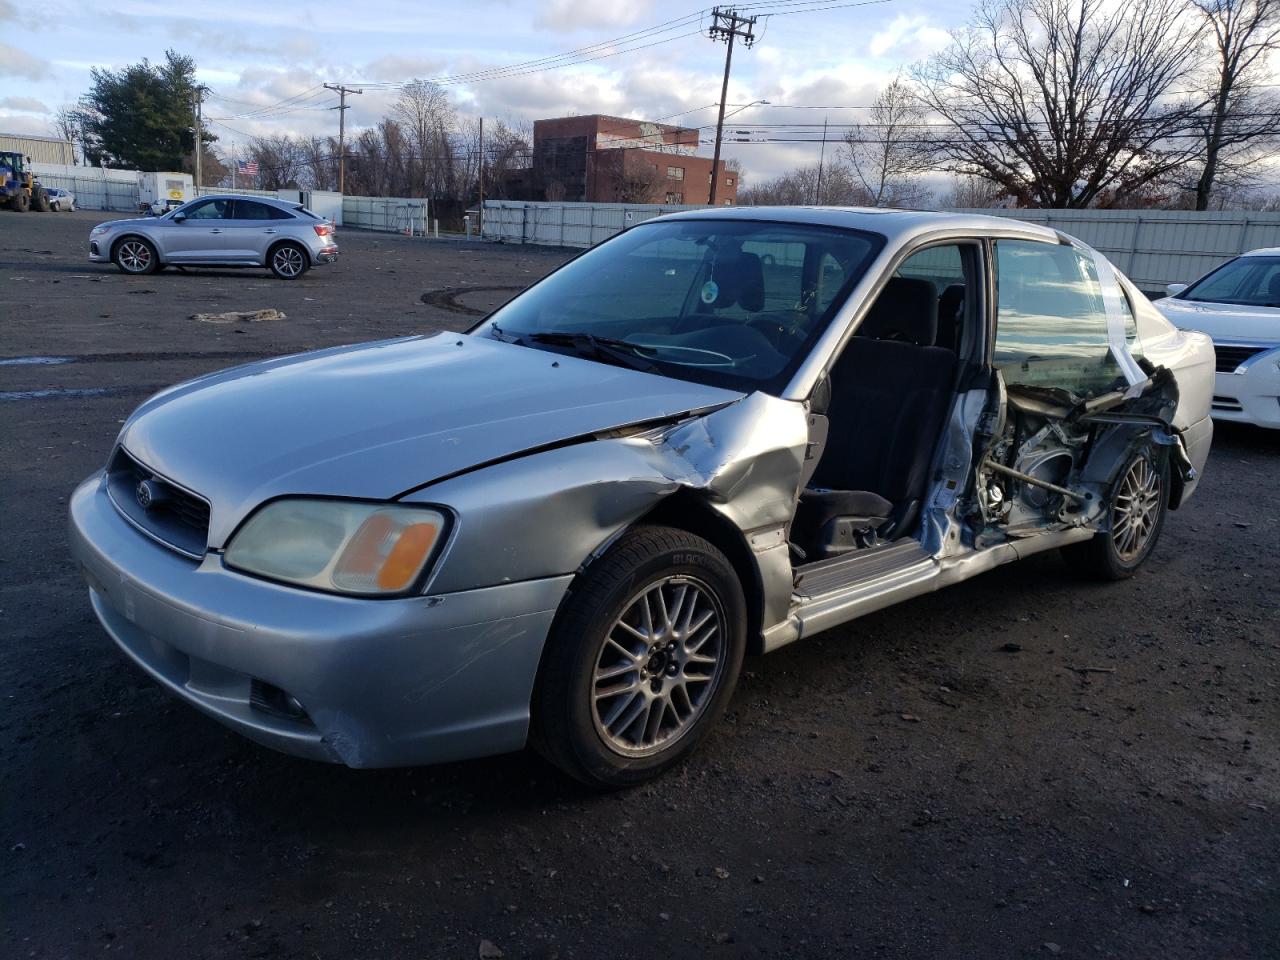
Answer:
[[0, 0, 964, 183]]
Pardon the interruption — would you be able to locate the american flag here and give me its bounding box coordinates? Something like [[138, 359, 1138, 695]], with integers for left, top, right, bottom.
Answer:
[[236, 159, 259, 175]]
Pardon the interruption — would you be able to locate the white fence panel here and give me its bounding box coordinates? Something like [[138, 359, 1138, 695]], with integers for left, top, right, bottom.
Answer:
[[484, 201, 1280, 292], [342, 196, 430, 234], [482, 201, 708, 248], [34, 173, 138, 212], [950, 208, 1280, 291]]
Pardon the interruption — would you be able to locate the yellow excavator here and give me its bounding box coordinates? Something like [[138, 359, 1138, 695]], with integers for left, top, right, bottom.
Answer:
[[1, 151, 51, 212]]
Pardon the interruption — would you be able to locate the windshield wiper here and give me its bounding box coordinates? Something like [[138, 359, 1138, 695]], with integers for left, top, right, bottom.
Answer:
[[522, 331, 661, 374]]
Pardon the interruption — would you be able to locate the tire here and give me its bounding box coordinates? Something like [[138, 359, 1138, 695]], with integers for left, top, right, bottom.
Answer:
[[112, 236, 158, 275], [11, 191, 30, 212], [32, 187, 51, 212], [1062, 445, 1170, 580], [532, 525, 747, 789], [268, 242, 309, 279]]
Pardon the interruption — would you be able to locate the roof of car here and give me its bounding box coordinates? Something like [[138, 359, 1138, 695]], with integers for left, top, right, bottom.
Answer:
[[197, 194, 296, 208], [652, 205, 1060, 244], [1241, 246, 1280, 257]]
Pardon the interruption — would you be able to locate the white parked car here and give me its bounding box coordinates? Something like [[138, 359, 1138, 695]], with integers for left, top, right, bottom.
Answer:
[[45, 187, 76, 211], [1156, 248, 1280, 429]]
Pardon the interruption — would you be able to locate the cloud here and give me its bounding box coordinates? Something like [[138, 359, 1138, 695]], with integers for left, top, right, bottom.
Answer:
[[535, 0, 655, 32], [0, 113, 50, 136], [0, 41, 50, 80], [868, 14, 951, 60], [0, 95, 49, 112]]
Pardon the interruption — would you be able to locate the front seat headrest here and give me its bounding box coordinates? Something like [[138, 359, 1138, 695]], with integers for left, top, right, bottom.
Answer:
[[712, 252, 766, 312], [859, 276, 938, 345]]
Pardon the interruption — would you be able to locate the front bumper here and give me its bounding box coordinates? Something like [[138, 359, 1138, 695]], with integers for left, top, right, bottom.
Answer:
[[1210, 347, 1280, 429], [69, 473, 571, 768]]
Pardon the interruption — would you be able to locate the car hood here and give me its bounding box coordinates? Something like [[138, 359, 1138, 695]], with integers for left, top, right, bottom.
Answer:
[[119, 333, 744, 548], [1155, 296, 1280, 342], [94, 217, 156, 231]]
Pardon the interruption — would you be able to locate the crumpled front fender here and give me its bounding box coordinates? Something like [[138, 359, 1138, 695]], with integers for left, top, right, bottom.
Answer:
[[407, 392, 809, 636]]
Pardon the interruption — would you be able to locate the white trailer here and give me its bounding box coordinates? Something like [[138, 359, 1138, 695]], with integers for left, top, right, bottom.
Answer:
[[136, 172, 193, 215]]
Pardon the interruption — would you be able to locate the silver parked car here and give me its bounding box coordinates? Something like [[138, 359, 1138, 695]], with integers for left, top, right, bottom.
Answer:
[[88, 194, 338, 279], [45, 186, 76, 211], [69, 208, 1214, 787]]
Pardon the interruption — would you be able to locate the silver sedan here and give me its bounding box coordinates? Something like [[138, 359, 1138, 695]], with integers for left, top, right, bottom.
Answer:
[[88, 194, 338, 279], [69, 207, 1213, 787], [45, 187, 76, 211]]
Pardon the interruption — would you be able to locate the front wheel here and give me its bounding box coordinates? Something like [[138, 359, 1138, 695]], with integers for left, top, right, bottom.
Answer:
[[113, 237, 158, 275], [1062, 446, 1170, 580], [532, 526, 747, 788], [269, 242, 309, 279]]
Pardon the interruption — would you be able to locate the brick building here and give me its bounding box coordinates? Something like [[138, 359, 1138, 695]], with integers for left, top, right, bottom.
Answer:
[[529, 115, 737, 206]]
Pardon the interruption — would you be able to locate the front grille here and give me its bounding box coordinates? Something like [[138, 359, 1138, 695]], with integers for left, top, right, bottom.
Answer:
[[1214, 343, 1270, 373], [106, 447, 211, 558], [1211, 395, 1244, 412]]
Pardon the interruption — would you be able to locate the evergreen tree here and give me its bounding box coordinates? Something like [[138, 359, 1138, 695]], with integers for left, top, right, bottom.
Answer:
[[78, 51, 209, 171]]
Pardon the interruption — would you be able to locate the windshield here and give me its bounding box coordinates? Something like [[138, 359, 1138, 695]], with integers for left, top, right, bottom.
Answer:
[[475, 218, 883, 393], [1181, 255, 1280, 307]]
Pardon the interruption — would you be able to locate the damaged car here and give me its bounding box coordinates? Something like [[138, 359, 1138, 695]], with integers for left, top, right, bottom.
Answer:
[[69, 208, 1214, 787]]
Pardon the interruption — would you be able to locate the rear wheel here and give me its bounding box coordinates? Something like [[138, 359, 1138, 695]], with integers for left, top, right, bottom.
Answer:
[[113, 237, 158, 275], [532, 526, 747, 789], [10, 191, 30, 212], [1062, 445, 1169, 580], [32, 187, 51, 212], [269, 242, 309, 279]]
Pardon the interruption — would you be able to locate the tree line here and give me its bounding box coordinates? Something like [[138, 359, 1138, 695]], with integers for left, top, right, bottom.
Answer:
[[741, 0, 1280, 211], [51, 0, 1280, 213]]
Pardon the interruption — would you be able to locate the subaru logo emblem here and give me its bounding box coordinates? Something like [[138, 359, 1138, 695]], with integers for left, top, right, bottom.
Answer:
[[135, 478, 161, 510]]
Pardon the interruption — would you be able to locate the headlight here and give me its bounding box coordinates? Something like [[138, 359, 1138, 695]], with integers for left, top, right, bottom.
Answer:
[[225, 499, 447, 596], [90, 225, 110, 237]]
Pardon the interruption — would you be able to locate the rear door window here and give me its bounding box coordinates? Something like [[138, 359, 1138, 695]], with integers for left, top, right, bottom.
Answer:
[[994, 240, 1125, 395]]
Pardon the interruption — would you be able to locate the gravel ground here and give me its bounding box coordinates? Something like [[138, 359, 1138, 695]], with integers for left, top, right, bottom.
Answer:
[[2, 210, 1277, 960]]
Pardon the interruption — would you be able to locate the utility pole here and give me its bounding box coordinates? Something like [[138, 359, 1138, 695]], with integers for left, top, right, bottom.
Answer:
[[707, 7, 756, 206], [814, 116, 828, 204], [192, 85, 206, 190], [324, 83, 363, 195], [477, 117, 484, 233]]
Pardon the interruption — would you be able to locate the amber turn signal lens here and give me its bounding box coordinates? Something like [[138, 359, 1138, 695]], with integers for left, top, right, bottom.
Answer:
[[376, 522, 438, 591]]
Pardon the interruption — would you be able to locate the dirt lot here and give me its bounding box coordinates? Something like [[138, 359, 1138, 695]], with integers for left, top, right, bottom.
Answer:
[[2, 210, 1277, 959]]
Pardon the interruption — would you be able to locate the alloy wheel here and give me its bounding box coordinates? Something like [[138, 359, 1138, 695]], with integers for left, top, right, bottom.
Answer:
[[591, 575, 726, 757], [118, 240, 151, 273], [273, 246, 305, 277], [1111, 455, 1162, 562]]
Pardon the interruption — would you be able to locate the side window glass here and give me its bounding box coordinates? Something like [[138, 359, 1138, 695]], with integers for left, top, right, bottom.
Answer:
[[234, 201, 273, 221], [994, 240, 1122, 394], [268, 205, 294, 220], [185, 199, 232, 220]]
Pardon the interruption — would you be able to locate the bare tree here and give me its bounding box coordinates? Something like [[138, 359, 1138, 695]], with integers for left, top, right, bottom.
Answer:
[[914, 0, 1206, 208], [940, 174, 1008, 208], [393, 79, 456, 200], [738, 162, 872, 206], [50, 105, 86, 164], [595, 150, 664, 203], [1186, 0, 1280, 209], [246, 135, 306, 190], [842, 77, 933, 206], [483, 120, 532, 200]]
